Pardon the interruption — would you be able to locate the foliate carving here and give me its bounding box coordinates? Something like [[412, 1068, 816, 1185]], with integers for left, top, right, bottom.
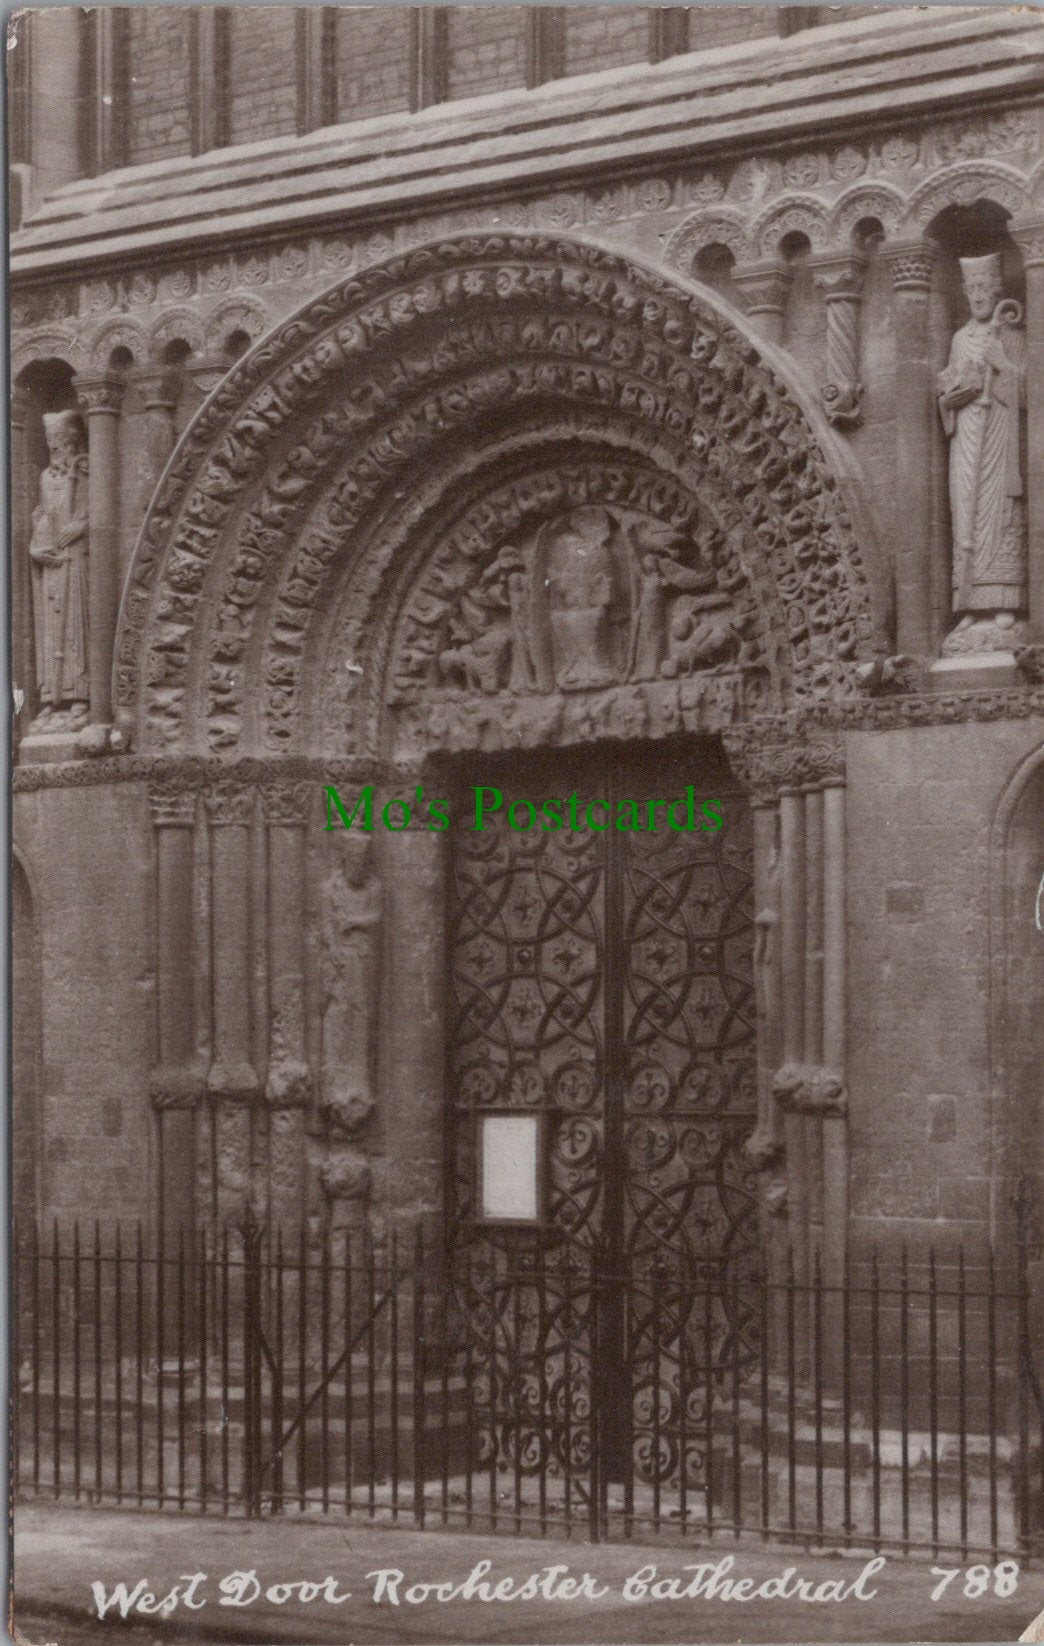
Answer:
[[938, 254, 1027, 655], [772, 1063, 848, 1116], [881, 238, 937, 291], [204, 781, 254, 825], [723, 731, 845, 803], [259, 781, 312, 825], [28, 410, 89, 730], [321, 835, 381, 1136], [1008, 216, 1044, 269], [74, 373, 126, 416], [148, 782, 198, 827]]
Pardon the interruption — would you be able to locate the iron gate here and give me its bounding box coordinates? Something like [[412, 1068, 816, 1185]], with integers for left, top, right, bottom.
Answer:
[[446, 738, 761, 1500]]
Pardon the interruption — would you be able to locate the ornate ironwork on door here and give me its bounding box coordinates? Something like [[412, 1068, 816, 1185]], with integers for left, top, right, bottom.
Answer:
[[447, 740, 758, 1503]]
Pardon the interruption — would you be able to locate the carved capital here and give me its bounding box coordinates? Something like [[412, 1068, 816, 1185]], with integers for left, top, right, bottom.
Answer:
[[1008, 215, 1044, 270], [1014, 644, 1044, 684], [11, 386, 30, 429], [808, 252, 866, 303], [260, 781, 313, 826], [731, 257, 792, 316], [148, 781, 198, 827], [204, 781, 253, 825], [880, 238, 938, 292], [132, 367, 182, 413], [723, 730, 845, 803], [773, 1062, 848, 1116], [73, 372, 126, 416]]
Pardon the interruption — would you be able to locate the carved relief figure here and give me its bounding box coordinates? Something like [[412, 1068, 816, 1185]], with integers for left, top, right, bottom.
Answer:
[[321, 834, 381, 1135], [937, 254, 1027, 653], [543, 506, 616, 688], [28, 411, 89, 724]]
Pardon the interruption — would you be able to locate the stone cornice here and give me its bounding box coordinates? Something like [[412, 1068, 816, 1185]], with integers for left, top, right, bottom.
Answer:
[[10, 9, 1043, 282]]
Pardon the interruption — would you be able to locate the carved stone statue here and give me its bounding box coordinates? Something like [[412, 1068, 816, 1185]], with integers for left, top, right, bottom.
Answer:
[[544, 506, 616, 689], [28, 410, 89, 724], [321, 834, 381, 1135], [937, 254, 1027, 655]]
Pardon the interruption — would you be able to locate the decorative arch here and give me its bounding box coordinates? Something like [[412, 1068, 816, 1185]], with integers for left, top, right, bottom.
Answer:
[[114, 232, 886, 759], [903, 160, 1029, 231]]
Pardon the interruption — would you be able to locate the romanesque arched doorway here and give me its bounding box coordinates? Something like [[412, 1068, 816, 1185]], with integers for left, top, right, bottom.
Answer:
[[113, 231, 883, 1514]]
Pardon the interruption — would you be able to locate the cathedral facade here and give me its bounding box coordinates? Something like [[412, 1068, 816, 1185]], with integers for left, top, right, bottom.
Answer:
[[9, 6, 1043, 1412]]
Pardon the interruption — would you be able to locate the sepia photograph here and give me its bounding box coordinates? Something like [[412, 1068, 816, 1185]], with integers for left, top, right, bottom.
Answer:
[[6, 2, 1044, 1641]]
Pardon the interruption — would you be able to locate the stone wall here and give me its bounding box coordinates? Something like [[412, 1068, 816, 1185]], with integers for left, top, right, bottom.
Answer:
[[126, 7, 193, 165], [846, 717, 1044, 1255]]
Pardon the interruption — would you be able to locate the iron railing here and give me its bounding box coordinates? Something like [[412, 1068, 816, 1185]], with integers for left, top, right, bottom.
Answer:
[[12, 1218, 1043, 1559]]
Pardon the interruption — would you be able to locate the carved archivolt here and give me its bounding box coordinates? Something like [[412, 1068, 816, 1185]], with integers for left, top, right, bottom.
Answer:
[[902, 160, 1030, 231], [662, 209, 752, 272], [203, 295, 273, 356], [750, 195, 831, 257], [86, 318, 149, 375], [114, 233, 882, 759], [827, 182, 906, 243], [148, 307, 207, 360]]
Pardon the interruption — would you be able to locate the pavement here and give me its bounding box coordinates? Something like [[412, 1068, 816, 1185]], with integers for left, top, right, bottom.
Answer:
[[11, 1505, 1044, 1646]]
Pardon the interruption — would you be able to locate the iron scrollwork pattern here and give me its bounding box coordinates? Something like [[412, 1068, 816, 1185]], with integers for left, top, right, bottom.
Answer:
[[448, 751, 758, 1503]]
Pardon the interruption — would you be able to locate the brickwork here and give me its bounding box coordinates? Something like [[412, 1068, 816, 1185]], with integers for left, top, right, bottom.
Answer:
[[562, 5, 650, 77], [445, 7, 528, 101], [228, 6, 298, 144], [334, 7, 411, 122], [126, 7, 192, 165]]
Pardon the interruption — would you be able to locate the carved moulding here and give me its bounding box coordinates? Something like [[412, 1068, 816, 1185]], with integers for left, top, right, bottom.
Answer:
[[112, 233, 882, 758]]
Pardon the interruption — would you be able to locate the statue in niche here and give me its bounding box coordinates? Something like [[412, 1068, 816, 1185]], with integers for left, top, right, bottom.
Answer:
[[28, 410, 89, 726], [321, 833, 381, 1136], [937, 253, 1027, 655], [543, 506, 616, 689]]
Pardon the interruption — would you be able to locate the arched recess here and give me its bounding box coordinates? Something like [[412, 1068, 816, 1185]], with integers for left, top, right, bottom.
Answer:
[[114, 232, 887, 760]]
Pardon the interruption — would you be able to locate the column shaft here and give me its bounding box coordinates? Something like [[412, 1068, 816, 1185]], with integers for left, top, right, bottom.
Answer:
[[264, 784, 313, 1230], [1010, 223, 1044, 642], [74, 375, 124, 729], [881, 241, 939, 655], [11, 391, 34, 735], [206, 787, 260, 1226]]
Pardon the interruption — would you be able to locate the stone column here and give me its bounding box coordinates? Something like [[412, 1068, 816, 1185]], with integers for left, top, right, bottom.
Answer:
[[809, 252, 867, 427], [261, 782, 313, 1231], [148, 782, 204, 1353], [133, 368, 180, 502], [820, 779, 848, 1386], [1009, 216, 1044, 645], [205, 782, 260, 1226], [382, 826, 446, 1233], [732, 259, 792, 347], [73, 373, 125, 739], [880, 239, 939, 656], [11, 387, 34, 738], [777, 785, 809, 1373]]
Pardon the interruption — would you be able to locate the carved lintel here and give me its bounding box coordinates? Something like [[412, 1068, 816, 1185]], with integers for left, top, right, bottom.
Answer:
[[148, 781, 198, 827], [260, 781, 313, 826], [149, 1062, 206, 1110], [772, 1062, 848, 1116], [319, 1145, 371, 1204], [880, 237, 937, 293], [204, 781, 253, 825]]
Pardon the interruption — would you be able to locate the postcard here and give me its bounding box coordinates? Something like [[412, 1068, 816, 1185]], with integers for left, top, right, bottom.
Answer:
[[8, 3, 1044, 1642]]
